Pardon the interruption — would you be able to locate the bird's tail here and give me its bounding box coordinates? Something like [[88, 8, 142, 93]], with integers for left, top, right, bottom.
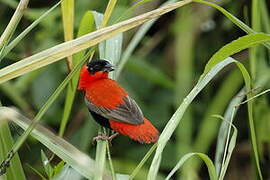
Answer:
[[109, 118, 159, 144]]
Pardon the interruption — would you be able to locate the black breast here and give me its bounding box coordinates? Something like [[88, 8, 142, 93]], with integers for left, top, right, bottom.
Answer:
[[89, 110, 112, 129]]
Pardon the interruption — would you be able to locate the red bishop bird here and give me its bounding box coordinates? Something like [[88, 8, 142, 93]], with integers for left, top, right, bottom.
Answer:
[[78, 59, 159, 143]]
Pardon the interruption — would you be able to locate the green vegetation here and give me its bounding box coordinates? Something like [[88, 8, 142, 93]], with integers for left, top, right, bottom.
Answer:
[[0, 0, 269, 179]]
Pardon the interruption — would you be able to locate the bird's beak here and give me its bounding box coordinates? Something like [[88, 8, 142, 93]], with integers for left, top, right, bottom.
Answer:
[[103, 64, 114, 72]]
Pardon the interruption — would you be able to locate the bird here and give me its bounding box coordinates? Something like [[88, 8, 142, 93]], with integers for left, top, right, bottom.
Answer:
[[78, 59, 159, 144]]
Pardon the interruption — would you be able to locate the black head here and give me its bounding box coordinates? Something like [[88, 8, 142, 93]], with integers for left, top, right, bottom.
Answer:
[[87, 59, 114, 75]]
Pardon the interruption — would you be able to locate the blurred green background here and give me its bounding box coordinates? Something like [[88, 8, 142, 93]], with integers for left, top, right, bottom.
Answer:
[[0, 0, 269, 179]]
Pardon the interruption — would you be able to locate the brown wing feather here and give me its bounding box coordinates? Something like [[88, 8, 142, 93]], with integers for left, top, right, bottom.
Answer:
[[85, 96, 144, 125]]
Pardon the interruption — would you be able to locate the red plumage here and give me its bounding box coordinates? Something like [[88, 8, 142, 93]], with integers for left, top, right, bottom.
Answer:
[[78, 62, 159, 144], [109, 118, 158, 143]]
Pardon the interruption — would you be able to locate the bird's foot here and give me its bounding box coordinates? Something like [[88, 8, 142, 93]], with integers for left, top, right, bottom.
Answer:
[[92, 132, 119, 144]]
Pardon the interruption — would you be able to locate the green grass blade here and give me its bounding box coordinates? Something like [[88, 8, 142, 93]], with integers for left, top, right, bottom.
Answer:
[[192, 69, 243, 172], [59, 11, 95, 137], [25, 163, 47, 180], [200, 32, 267, 178], [251, 0, 260, 32], [193, 0, 270, 50], [0, 0, 29, 52], [115, 0, 154, 23], [129, 143, 157, 180], [61, 0, 74, 71], [202, 33, 270, 76], [165, 153, 217, 180], [0, 49, 94, 176], [0, 0, 62, 60], [94, 128, 107, 180], [250, 0, 261, 79], [236, 62, 263, 179], [260, 0, 270, 33], [0, 107, 98, 179], [41, 150, 54, 179], [173, 6, 195, 179], [115, 0, 177, 79], [100, 0, 118, 28], [217, 113, 238, 180], [199, 33, 270, 179], [0, 120, 26, 180], [106, 143, 116, 180], [215, 89, 245, 176], [93, 11, 123, 65], [148, 50, 264, 179], [147, 57, 236, 180], [12, 52, 91, 151], [0, 0, 192, 84], [239, 89, 270, 106], [201, 33, 266, 178], [192, 0, 254, 33]]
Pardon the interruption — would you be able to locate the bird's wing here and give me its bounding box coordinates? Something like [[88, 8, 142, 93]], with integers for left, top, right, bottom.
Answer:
[[85, 96, 144, 125]]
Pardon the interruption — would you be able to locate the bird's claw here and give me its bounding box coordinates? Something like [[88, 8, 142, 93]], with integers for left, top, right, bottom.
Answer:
[[92, 132, 119, 145]]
